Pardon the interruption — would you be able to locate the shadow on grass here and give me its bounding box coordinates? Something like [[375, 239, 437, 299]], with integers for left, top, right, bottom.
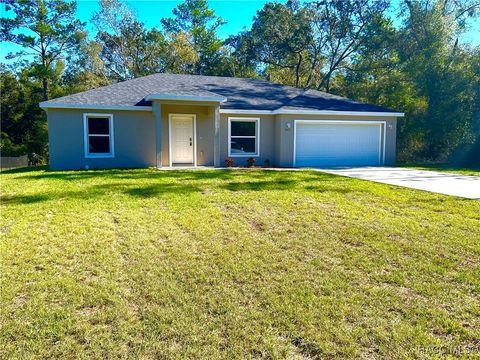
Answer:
[[125, 183, 202, 198], [1, 194, 51, 204], [220, 179, 296, 191], [1, 165, 48, 174], [2, 168, 361, 205], [16, 168, 238, 181]]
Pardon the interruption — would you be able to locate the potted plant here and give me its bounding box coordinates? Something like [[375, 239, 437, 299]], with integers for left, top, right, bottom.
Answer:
[[225, 158, 234, 167], [247, 157, 255, 168]]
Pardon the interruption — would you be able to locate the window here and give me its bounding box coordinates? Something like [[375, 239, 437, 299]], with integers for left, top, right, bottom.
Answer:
[[83, 114, 114, 158], [228, 118, 260, 156]]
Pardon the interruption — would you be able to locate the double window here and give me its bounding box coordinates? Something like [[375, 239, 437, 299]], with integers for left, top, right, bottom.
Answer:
[[83, 114, 114, 158], [228, 118, 260, 157]]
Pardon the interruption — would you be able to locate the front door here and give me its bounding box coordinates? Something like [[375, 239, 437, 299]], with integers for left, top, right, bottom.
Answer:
[[171, 115, 194, 165]]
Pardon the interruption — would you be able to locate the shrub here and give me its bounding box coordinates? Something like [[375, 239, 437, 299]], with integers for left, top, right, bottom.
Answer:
[[225, 158, 234, 167]]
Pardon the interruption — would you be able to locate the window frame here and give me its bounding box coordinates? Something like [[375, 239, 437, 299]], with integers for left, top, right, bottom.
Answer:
[[83, 113, 115, 158], [228, 117, 260, 157]]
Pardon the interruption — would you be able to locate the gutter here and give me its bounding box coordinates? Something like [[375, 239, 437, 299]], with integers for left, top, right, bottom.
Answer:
[[220, 109, 405, 117], [39, 103, 404, 117], [39, 102, 153, 111]]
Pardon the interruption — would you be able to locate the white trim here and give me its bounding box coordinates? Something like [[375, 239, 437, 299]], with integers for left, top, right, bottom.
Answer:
[[292, 119, 386, 167], [228, 117, 260, 157], [145, 93, 226, 103], [293, 121, 297, 167], [220, 109, 404, 117], [382, 122, 387, 164], [40, 103, 402, 117], [83, 113, 115, 158], [41, 103, 152, 111], [168, 114, 197, 167]]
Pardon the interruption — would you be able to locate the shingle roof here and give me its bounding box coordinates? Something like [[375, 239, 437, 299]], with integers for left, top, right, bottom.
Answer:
[[41, 73, 398, 113]]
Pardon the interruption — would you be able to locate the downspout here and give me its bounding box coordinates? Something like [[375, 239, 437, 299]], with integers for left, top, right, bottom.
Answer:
[[152, 101, 162, 168], [214, 105, 221, 167]]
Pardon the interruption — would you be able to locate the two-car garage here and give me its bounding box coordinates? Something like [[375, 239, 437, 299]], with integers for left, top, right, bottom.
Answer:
[[294, 120, 385, 167]]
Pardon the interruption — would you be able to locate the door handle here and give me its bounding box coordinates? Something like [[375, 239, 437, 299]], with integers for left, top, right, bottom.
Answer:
[[190, 137, 192, 146]]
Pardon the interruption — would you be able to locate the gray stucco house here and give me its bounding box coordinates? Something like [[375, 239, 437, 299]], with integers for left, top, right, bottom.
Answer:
[[40, 73, 403, 170]]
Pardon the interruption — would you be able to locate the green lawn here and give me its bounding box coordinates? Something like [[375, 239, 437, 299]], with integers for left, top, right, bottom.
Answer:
[[398, 163, 480, 176], [1, 167, 479, 359]]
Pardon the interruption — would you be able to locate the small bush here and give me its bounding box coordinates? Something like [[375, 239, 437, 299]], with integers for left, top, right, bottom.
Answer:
[[225, 158, 234, 167], [247, 157, 256, 167]]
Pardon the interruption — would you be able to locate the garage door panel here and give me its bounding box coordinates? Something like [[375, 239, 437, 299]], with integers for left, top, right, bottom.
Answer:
[[295, 122, 382, 167]]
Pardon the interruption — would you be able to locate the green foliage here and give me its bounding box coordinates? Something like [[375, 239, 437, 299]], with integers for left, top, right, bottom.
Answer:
[[92, 0, 168, 80], [319, 0, 480, 162], [248, 0, 313, 87], [161, 0, 227, 75], [61, 41, 112, 94], [0, 66, 48, 160], [0, 0, 86, 100]]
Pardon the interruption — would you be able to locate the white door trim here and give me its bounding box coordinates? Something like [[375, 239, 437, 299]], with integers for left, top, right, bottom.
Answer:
[[293, 119, 386, 167], [168, 113, 197, 167]]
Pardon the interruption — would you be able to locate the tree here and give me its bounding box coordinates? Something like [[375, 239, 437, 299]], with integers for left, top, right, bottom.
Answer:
[[227, 0, 390, 90], [161, 0, 226, 75], [1, 0, 86, 100], [247, 1, 314, 87], [337, 0, 480, 162], [0, 65, 48, 160], [1, 67, 27, 155], [92, 0, 167, 81], [308, 0, 390, 92], [224, 31, 258, 78], [62, 41, 112, 93], [395, 0, 480, 160]]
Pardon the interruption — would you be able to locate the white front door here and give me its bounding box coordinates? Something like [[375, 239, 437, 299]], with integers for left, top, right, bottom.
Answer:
[[171, 115, 194, 164]]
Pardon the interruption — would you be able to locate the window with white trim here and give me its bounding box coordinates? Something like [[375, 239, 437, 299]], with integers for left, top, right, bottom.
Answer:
[[228, 118, 259, 156], [83, 114, 114, 158]]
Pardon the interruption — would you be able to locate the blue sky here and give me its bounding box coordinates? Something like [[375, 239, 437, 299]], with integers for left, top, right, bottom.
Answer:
[[1, 0, 479, 65]]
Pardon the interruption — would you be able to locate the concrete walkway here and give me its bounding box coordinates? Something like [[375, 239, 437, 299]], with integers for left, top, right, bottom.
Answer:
[[320, 167, 480, 200]]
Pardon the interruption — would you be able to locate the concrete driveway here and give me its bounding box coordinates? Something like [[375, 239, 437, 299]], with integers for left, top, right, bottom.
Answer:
[[320, 167, 480, 199]]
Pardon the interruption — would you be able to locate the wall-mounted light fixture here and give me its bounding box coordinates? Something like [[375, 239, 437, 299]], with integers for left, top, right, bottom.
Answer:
[[285, 122, 292, 130]]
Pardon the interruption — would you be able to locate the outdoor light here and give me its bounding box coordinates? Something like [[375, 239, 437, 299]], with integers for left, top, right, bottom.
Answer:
[[285, 122, 292, 130]]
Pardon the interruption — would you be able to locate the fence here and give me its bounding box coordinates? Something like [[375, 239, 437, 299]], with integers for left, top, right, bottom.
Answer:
[[1, 155, 29, 169]]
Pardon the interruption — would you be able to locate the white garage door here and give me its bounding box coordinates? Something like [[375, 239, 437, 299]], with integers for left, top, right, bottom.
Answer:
[[295, 121, 383, 167]]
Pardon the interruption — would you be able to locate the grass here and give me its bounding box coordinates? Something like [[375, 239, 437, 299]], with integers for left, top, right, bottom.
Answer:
[[398, 163, 480, 176], [1, 167, 479, 359]]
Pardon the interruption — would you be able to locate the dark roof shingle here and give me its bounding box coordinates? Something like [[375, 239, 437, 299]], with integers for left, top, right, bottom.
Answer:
[[42, 73, 398, 113]]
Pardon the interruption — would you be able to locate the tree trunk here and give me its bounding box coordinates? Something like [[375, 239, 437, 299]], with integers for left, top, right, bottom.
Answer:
[[295, 52, 302, 88], [42, 77, 48, 101]]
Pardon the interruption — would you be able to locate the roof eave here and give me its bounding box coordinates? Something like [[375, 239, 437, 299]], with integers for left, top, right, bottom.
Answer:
[[39, 102, 404, 117], [39, 102, 153, 111], [220, 109, 405, 117]]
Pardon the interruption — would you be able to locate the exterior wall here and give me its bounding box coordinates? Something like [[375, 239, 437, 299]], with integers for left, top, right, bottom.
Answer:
[[160, 104, 215, 166], [46, 106, 398, 170], [47, 108, 155, 170], [220, 113, 276, 167], [275, 114, 398, 167]]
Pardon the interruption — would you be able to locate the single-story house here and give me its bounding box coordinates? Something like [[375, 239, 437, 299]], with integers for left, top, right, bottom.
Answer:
[[40, 73, 403, 170]]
